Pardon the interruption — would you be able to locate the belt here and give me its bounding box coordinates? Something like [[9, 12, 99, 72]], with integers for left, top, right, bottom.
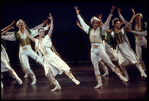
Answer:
[[138, 38, 143, 41], [23, 47, 27, 50]]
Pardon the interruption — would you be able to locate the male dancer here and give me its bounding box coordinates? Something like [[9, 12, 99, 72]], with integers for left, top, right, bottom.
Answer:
[[1, 19, 49, 85], [74, 6, 128, 89]]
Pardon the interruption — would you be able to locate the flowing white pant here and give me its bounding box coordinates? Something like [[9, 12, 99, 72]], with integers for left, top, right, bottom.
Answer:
[[135, 37, 147, 61], [19, 45, 44, 74], [91, 43, 116, 76]]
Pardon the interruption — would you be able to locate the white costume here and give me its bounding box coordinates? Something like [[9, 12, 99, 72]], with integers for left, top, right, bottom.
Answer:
[[131, 30, 147, 37], [110, 27, 147, 77], [77, 13, 128, 88], [1, 23, 48, 85], [32, 17, 80, 91], [1, 44, 22, 88], [35, 35, 71, 77], [119, 14, 147, 63]]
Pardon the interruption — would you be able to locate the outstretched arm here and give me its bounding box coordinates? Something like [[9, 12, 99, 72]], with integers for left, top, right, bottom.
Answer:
[[74, 6, 90, 34], [1, 26, 14, 36], [47, 13, 53, 38], [127, 28, 147, 37], [1, 20, 16, 32]]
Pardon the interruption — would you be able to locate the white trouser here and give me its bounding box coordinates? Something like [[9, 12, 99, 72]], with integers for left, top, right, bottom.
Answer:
[[91, 43, 116, 76], [19, 45, 44, 74], [135, 37, 147, 61]]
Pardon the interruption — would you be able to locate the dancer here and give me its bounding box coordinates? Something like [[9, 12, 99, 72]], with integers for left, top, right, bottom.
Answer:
[[118, 8, 147, 71], [74, 6, 128, 89], [76, 20, 109, 77], [25, 13, 80, 91], [1, 21, 22, 88], [109, 8, 147, 79], [1, 19, 49, 85]]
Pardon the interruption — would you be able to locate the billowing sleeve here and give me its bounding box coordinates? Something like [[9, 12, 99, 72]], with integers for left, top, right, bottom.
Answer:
[[77, 14, 90, 34], [30, 23, 49, 37], [44, 35, 52, 48], [1, 33, 16, 41], [102, 14, 113, 34], [30, 23, 44, 30], [131, 30, 147, 37]]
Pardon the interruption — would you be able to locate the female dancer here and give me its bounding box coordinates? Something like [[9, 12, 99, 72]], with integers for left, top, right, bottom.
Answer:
[[1, 21, 22, 88], [1, 19, 49, 85], [25, 13, 80, 91], [118, 8, 147, 71], [109, 8, 147, 79], [74, 6, 128, 89]]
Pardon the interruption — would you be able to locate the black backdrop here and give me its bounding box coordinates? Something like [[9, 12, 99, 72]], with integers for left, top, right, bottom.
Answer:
[[1, 2, 147, 64]]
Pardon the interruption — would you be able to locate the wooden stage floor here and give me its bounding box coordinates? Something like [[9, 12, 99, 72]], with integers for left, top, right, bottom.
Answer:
[[1, 62, 147, 100]]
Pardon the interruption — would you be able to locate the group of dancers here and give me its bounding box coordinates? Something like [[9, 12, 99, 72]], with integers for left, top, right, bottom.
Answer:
[[1, 5, 147, 91]]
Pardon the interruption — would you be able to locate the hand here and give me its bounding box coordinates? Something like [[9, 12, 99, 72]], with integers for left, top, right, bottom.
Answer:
[[76, 20, 80, 26], [98, 14, 102, 20], [106, 29, 112, 33], [131, 8, 135, 16], [46, 23, 51, 28], [74, 6, 80, 15], [117, 8, 121, 15], [9, 26, 15, 30], [43, 19, 48, 25], [111, 5, 116, 14], [127, 28, 132, 32], [48, 13, 52, 20], [11, 20, 16, 25]]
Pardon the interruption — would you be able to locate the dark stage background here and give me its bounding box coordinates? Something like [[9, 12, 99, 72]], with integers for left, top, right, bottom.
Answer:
[[1, 2, 147, 64]]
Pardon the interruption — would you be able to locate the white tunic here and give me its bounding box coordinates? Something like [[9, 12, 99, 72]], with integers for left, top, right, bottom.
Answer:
[[35, 35, 70, 76]]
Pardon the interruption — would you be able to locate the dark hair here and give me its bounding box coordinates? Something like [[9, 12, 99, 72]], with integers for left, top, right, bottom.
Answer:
[[113, 19, 120, 25], [38, 28, 44, 33]]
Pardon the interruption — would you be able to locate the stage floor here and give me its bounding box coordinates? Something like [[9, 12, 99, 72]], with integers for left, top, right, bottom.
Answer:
[[1, 62, 147, 100]]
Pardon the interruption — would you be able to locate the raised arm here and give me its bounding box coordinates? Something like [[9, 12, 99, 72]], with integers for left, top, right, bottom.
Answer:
[[76, 20, 84, 31], [98, 14, 103, 27], [1, 20, 16, 32], [30, 19, 49, 37], [47, 13, 53, 38], [24, 22, 35, 42], [30, 19, 48, 30], [118, 8, 131, 29], [102, 5, 115, 34], [74, 6, 90, 34], [124, 8, 135, 29]]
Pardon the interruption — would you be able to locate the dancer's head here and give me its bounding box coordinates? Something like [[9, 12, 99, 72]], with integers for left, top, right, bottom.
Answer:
[[112, 18, 122, 29], [90, 16, 101, 29], [134, 13, 143, 23], [16, 19, 25, 30], [38, 28, 45, 37]]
